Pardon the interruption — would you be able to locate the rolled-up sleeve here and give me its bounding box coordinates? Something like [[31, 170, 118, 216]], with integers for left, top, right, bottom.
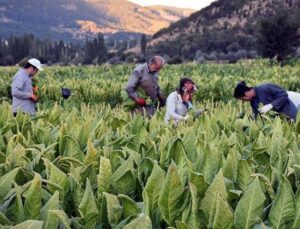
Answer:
[[268, 85, 289, 110], [11, 76, 31, 99], [125, 70, 140, 100]]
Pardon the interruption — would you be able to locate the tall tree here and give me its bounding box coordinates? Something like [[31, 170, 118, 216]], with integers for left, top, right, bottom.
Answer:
[[257, 11, 298, 62]]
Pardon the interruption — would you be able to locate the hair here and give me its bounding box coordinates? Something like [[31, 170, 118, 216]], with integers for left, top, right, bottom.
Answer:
[[24, 62, 37, 70], [149, 56, 164, 66], [234, 81, 252, 98], [177, 77, 195, 96]]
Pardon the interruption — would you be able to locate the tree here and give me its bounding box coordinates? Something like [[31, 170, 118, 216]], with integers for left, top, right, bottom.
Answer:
[[140, 34, 147, 56], [257, 11, 298, 62]]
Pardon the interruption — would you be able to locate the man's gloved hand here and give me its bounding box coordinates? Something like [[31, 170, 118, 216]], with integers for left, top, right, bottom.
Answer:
[[135, 98, 146, 106], [30, 94, 38, 103], [259, 104, 273, 114], [183, 114, 190, 121], [33, 86, 38, 94]]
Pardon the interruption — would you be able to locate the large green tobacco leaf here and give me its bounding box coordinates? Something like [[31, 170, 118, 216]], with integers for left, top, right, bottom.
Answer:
[[45, 210, 71, 229], [292, 188, 300, 228], [123, 214, 152, 229], [24, 173, 42, 220], [40, 191, 60, 227], [200, 170, 227, 226], [13, 182, 25, 223], [268, 176, 295, 228], [0, 168, 19, 201], [78, 179, 99, 229], [97, 156, 112, 196], [118, 194, 140, 218], [11, 220, 44, 229], [213, 193, 234, 229], [45, 160, 68, 195], [237, 160, 253, 191], [143, 161, 165, 222], [234, 178, 266, 229], [103, 192, 123, 227], [84, 139, 99, 166], [185, 182, 201, 228], [201, 144, 222, 184], [158, 161, 185, 227]]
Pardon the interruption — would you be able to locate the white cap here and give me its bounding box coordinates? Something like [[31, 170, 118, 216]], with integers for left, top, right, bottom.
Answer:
[[28, 58, 43, 71]]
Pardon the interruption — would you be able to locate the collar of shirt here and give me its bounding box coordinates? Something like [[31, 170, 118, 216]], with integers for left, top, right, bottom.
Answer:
[[20, 68, 31, 78], [146, 63, 157, 74]]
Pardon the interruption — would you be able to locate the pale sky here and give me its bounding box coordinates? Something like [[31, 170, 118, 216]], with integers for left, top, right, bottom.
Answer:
[[128, 0, 217, 10]]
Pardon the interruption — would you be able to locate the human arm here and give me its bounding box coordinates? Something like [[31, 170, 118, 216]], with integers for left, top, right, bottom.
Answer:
[[11, 75, 32, 99]]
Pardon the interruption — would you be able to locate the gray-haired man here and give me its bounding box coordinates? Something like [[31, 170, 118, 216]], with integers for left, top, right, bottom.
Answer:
[[125, 56, 166, 117]]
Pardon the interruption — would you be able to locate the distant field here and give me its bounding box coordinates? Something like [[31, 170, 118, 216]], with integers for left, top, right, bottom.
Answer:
[[0, 60, 300, 228]]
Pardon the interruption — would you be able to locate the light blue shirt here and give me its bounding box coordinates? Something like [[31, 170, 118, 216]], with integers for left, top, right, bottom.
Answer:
[[11, 69, 35, 115]]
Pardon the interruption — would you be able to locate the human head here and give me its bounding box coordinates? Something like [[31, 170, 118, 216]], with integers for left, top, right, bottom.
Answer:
[[24, 58, 43, 76], [234, 81, 255, 101], [148, 56, 164, 73], [178, 77, 197, 96]]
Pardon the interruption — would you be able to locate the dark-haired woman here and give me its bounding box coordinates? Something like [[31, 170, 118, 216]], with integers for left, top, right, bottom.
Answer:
[[233, 81, 298, 121], [164, 78, 204, 124]]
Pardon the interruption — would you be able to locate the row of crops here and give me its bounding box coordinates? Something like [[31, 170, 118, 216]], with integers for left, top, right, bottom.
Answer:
[[0, 60, 300, 228]]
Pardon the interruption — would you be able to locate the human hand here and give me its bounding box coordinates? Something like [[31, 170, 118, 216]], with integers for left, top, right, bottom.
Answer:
[[183, 114, 190, 121], [135, 98, 146, 106], [30, 94, 38, 103], [259, 104, 273, 114]]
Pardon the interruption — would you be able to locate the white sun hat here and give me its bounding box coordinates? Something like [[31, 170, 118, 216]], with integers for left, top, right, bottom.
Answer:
[[28, 58, 43, 71]]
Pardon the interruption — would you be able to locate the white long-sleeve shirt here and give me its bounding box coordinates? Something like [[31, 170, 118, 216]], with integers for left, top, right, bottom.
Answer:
[[287, 91, 300, 109], [164, 91, 188, 123]]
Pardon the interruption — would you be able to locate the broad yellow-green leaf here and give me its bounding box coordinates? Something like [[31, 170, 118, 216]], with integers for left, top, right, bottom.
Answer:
[[186, 183, 200, 229], [24, 173, 42, 220], [13, 182, 25, 223], [103, 192, 123, 227], [268, 176, 295, 229], [40, 191, 59, 227], [200, 170, 227, 224], [45, 210, 71, 229], [84, 139, 99, 166], [201, 145, 222, 183], [78, 179, 99, 229], [114, 170, 136, 196], [143, 161, 165, 221], [190, 172, 208, 200], [11, 220, 43, 229], [123, 214, 152, 229], [118, 194, 139, 217], [237, 160, 253, 191], [292, 188, 300, 228], [0, 168, 19, 201], [223, 150, 239, 182], [234, 178, 266, 229], [175, 220, 188, 229], [97, 156, 112, 196], [47, 161, 68, 195], [213, 193, 233, 229], [158, 161, 185, 226]]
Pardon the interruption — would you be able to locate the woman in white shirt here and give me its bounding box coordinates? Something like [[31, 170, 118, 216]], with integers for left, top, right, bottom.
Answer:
[[164, 77, 203, 124]]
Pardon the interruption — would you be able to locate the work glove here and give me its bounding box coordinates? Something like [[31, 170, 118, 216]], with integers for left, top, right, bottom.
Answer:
[[259, 104, 273, 114], [135, 98, 146, 106], [194, 109, 206, 117], [33, 86, 38, 94], [30, 94, 38, 103], [183, 114, 190, 121]]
